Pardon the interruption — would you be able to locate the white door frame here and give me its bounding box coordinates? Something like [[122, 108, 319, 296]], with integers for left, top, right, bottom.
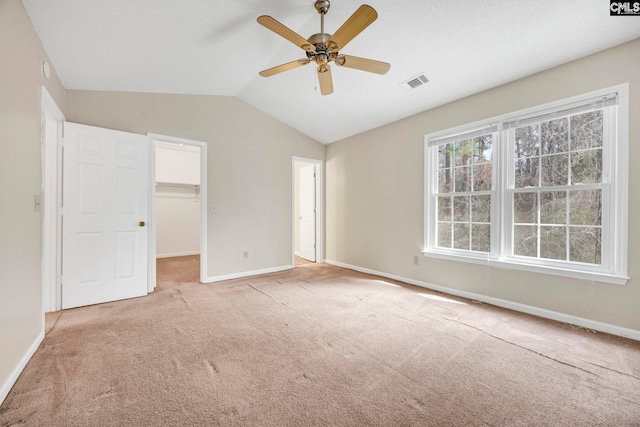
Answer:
[[41, 87, 64, 313], [147, 134, 208, 290], [41, 110, 208, 308], [292, 157, 324, 265]]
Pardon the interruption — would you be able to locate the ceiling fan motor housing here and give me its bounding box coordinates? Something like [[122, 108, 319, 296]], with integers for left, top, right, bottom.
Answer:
[[306, 32, 338, 66], [308, 32, 330, 46]]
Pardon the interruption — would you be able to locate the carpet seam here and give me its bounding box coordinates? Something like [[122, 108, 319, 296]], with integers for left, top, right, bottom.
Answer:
[[442, 317, 600, 377]]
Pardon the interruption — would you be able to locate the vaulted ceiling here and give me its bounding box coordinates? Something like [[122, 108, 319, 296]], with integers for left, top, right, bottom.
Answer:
[[21, 0, 640, 144]]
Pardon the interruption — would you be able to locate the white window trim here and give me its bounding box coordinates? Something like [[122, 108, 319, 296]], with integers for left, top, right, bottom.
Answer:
[[424, 119, 500, 261], [423, 84, 629, 286]]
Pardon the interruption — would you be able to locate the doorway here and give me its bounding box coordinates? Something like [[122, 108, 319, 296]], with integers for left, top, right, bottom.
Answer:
[[42, 111, 152, 310], [40, 113, 208, 310], [148, 135, 207, 289], [292, 157, 323, 266], [41, 87, 64, 313]]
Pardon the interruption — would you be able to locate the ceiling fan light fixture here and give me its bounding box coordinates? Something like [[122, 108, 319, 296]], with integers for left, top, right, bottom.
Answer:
[[316, 53, 329, 66]]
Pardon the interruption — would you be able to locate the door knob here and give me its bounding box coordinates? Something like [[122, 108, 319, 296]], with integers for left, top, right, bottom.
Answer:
[[139, 221, 146, 227]]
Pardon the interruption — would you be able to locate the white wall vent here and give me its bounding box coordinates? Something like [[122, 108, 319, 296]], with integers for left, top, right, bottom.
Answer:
[[400, 73, 429, 90]]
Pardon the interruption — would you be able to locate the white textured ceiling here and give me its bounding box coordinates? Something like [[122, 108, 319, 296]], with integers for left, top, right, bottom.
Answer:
[[21, 0, 640, 144]]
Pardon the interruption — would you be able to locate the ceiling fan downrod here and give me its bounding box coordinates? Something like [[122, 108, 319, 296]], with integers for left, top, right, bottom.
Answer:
[[310, 0, 335, 68]]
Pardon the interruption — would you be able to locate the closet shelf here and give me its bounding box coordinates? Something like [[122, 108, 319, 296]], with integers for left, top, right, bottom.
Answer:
[[155, 182, 200, 189], [155, 182, 200, 199]]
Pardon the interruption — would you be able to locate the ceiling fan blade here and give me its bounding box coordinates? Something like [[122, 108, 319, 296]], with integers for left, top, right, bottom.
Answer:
[[317, 65, 334, 95], [257, 15, 315, 52], [259, 59, 311, 77], [335, 55, 390, 75], [327, 5, 377, 52]]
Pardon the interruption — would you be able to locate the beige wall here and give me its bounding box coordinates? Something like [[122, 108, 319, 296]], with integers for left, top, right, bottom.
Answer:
[[0, 0, 66, 399], [65, 91, 324, 278], [326, 38, 640, 332]]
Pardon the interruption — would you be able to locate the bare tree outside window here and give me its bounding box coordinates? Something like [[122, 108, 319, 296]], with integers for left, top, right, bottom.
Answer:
[[426, 88, 626, 283], [436, 135, 493, 252], [512, 110, 603, 265]]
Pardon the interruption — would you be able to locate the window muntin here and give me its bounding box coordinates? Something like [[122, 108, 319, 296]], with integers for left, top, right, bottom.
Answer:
[[424, 86, 628, 284]]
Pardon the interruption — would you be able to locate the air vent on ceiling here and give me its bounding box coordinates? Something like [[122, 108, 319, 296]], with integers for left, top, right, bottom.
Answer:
[[399, 73, 429, 90]]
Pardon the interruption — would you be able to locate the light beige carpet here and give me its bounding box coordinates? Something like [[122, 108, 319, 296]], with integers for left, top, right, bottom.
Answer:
[[294, 256, 314, 267], [1, 262, 640, 426], [156, 255, 200, 283]]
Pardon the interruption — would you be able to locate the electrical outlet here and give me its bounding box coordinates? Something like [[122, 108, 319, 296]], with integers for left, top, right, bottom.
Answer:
[[243, 251, 248, 259], [413, 255, 419, 265]]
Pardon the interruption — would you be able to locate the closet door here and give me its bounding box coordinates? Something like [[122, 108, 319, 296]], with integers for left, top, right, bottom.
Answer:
[[299, 164, 316, 262], [62, 122, 149, 309]]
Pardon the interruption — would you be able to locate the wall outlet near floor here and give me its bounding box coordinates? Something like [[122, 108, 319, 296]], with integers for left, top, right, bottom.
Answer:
[[243, 251, 248, 259], [413, 255, 419, 265]]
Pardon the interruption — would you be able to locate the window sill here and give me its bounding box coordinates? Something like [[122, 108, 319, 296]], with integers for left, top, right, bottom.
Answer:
[[421, 250, 628, 285]]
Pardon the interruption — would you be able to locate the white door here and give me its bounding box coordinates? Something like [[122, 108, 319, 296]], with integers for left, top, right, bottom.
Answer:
[[299, 164, 316, 262], [62, 123, 149, 309]]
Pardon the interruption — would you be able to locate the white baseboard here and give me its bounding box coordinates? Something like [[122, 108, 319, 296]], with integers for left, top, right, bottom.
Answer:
[[325, 259, 640, 342], [156, 251, 200, 259], [203, 265, 293, 283], [294, 251, 301, 257], [0, 330, 44, 405]]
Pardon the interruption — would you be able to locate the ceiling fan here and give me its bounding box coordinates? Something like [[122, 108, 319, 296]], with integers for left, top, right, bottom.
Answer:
[[257, 0, 390, 95]]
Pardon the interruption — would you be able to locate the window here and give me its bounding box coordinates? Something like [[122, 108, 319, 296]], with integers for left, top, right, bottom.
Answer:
[[431, 123, 497, 255], [424, 86, 628, 284]]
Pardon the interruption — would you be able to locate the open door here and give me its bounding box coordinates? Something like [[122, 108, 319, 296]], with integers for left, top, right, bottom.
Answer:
[[62, 123, 149, 309], [299, 164, 316, 262]]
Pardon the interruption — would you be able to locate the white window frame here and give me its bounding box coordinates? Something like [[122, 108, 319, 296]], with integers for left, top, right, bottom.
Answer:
[[423, 84, 629, 285], [424, 120, 500, 262]]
